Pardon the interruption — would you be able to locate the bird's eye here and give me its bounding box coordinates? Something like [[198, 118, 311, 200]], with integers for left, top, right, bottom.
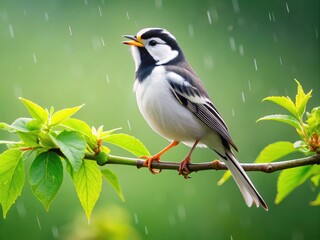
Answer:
[[149, 40, 158, 46]]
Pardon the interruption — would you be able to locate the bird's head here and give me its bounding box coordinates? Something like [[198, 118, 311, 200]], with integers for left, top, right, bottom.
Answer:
[[123, 28, 184, 70]]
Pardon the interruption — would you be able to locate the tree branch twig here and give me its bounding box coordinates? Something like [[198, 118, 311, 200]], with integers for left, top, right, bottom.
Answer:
[[85, 152, 320, 174]]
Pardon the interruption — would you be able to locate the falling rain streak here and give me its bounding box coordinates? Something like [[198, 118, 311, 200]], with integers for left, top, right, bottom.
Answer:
[[241, 92, 246, 103], [8, 24, 14, 38], [32, 53, 37, 63], [36, 215, 41, 230], [188, 24, 194, 38], [207, 10, 212, 25], [279, 55, 283, 66], [44, 12, 49, 21], [239, 44, 244, 56], [68, 25, 73, 36], [51, 226, 59, 239], [253, 58, 258, 71], [98, 6, 102, 16], [127, 119, 132, 130], [229, 37, 236, 51], [285, 2, 290, 13]]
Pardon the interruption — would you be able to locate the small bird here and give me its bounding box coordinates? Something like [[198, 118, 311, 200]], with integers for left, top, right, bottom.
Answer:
[[123, 28, 268, 210]]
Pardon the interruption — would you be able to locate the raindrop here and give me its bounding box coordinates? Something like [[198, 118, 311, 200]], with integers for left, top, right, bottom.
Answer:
[[239, 44, 244, 56], [155, 0, 162, 9], [268, 11, 275, 22], [279, 55, 283, 66], [84, 0, 88, 5], [177, 205, 186, 220], [188, 24, 194, 38], [285, 2, 290, 13], [23, 9, 27, 16], [68, 25, 73, 36], [92, 36, 104, 50], [144, 226, 148, 235], [106, 73, 110, 84], [241, 91, 246, 103], [207, 10, 212, 25], [16, 201, 26, 218], [36, 215, 41, 230], [126, 11, 130, 20], [8, 24, 14, 38], [44, 12, 49, 21], [253, 58, 258, 71], [316, 28, 318, 39], [101, 37, 105, 47], [127, 119, 132, 131], [229, 37, 236, 51], [248, 80, 251, 91], [232, 0, 240, 13], [98, 6, 102, 16], [231, 108, 235, 117], [134, 213, 139, 224], [33, 53, 37, 64], [230, 235, 234, 240], [52, 226, 59, 239]]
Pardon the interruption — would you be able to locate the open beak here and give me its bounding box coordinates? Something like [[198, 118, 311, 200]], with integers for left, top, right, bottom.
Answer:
[[123, 35, 144, 47]]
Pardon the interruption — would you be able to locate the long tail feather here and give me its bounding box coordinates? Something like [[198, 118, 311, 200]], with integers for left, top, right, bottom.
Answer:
[[223, 149, 268, 211]]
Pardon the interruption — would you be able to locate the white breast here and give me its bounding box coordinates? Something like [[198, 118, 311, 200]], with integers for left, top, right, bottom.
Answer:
[[134, 66, 206, 145]]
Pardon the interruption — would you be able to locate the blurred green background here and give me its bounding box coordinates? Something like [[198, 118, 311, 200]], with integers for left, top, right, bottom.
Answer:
[[0, 0, 319, 239]]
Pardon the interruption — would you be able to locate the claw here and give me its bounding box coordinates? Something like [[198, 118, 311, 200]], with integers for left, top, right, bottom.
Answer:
[[140, 155, 162, 174], [178, 157, 191, 179]]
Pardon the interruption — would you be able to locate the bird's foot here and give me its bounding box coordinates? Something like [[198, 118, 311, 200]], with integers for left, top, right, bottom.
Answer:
[[178, 156, 191, 179], [140, 155, 162, 174]]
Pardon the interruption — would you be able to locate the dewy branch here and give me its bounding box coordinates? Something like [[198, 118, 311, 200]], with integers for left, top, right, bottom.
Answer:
[[85, 152, 320, 174]]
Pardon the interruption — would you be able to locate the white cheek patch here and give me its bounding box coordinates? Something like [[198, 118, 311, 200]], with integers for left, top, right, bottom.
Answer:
[[146, 44, 179, 65]]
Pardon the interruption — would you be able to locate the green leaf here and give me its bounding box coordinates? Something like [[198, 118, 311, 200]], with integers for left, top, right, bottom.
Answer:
[[60, 118, 97, 149], [68, 160, 102, 222], [11, 118, 35, 132], [0, 122, 13, 132], [295, 79, 312, 117], [19, 97, 48, 124], [50, 105, 84, 126], [263, 96, 298, 117], [257, 114, 301, 130], [29, 151, 63, 210], [310, 193, 320, 206], [104, 133, 150, 157], [0, 149, 24, 218], [306, 107, 320, 135], [217, 170, 232, 186], [255, 141, 297, 163], [17, 132, 39, 147], [275, 165, 315, 204], [101, 169, 125, 202], [50, 130, 86, 172]]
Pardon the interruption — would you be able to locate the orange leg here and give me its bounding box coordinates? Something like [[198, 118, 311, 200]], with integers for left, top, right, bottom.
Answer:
[[142, 140, 179, 174], [179, 140, 199, 178]]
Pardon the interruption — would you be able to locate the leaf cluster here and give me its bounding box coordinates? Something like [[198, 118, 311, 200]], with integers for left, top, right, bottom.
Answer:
[[255, 80, 320, 205], [218, 80, 320, 206], [0, 98, 149, 220]]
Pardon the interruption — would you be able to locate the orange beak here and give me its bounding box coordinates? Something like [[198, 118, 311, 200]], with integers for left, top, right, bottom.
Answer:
[[123, 35, 144, 47]]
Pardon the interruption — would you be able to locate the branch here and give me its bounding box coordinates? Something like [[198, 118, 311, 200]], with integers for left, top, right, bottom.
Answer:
[[85, 152, 320, 174]]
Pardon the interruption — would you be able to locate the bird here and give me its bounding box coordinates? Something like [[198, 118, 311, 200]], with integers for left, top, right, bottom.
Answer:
[[123, 27, 268, 210]]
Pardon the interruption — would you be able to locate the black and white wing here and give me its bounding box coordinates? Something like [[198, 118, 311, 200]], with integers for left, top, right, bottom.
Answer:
[[165, 64, 238, 151]]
